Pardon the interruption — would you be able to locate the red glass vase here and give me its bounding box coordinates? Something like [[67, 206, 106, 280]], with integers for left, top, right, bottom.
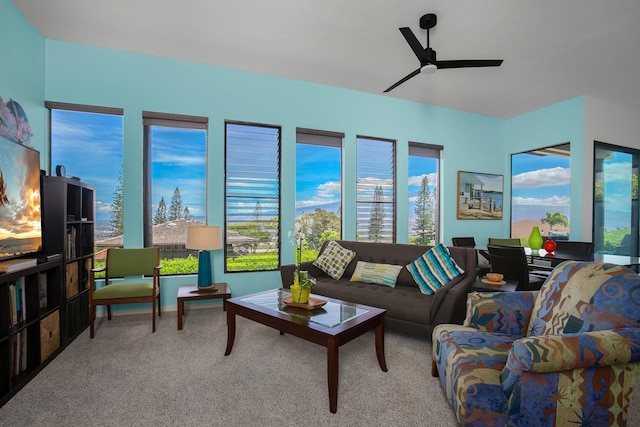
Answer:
[[543, 237, 556, 252]]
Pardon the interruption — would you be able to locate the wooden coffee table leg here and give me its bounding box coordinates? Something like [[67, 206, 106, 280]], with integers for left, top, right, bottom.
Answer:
[[327, 338, 339, 413], [224, 309, 236, 356], [375, 319, 387, 371]]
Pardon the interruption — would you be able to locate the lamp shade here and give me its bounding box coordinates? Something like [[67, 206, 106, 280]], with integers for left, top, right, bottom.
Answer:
[[186, 226, 222, 251]]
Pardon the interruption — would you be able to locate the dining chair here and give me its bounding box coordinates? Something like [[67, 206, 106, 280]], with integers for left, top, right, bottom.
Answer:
[[487, 237, 522, 246], [451, 237, 491, 277], [487, 244, 546, 291], [89, 247, 163, 338], [554, 240, 595, 260]]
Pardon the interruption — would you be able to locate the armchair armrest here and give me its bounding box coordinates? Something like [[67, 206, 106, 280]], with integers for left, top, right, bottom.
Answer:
[[464, 290, 538, 335], [501, 327, 640, 397]]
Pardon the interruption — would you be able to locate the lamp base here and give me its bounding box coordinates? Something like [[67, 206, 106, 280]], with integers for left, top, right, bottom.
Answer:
[[197, 250, 213, 289], [196, 284, 218, 292]]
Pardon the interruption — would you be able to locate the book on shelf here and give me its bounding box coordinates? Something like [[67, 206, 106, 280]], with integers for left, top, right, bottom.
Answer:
[[11, 330, 28, 377], [39, 272, 48, 309], [0, 257, 37, 273], [8, 278, 26, 327], [66, 227, 77, 259]]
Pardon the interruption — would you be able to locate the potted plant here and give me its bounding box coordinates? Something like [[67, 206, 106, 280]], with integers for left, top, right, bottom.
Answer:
[[289, 216, 315, 303]]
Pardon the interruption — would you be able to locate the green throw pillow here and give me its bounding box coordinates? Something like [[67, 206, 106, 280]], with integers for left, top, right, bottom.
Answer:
[[313, 240, 356, 280], [350, 261, 402, 287], [407, 243, 465, 295]]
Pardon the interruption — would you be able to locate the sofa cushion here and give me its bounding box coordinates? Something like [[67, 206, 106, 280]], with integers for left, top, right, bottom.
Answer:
[[312, 240, 356, 279], [312, 278, 433, 325], [350, 261, 402, 287], [407, 243, 465, 295]]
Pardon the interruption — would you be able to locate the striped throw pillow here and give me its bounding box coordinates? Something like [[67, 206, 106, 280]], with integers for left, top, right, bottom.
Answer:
[[350, 261, 403, 287], [407, 244, 465, 295]]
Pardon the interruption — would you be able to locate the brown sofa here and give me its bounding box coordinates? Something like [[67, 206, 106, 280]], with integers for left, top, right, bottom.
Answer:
[[279, 240, 477, 336]]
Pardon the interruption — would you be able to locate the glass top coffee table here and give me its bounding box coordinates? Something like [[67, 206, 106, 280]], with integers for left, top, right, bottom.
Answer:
[[224, 289, 387, 413]]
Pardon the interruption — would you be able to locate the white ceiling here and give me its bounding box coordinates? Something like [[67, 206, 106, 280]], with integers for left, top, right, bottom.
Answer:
[[11, 0, 640, 119]]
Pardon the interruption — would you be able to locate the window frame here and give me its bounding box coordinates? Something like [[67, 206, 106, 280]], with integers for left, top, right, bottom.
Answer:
[[46, 101, 124, 249], [142, 111, 209, 248], [356, 135, 396, 243], [224, 120, 282, 273], [295, 128, 344, 254], [408, 142, 442, 245]]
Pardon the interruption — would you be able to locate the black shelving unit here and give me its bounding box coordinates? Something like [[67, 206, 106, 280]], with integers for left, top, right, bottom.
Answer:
[[41, 176, 95, 345], [0, 259, 64, 406]]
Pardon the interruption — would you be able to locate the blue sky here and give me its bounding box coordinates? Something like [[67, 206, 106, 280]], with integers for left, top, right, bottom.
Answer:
[[51, 110, 207, 222], [51, 110, 123, 221], [511, 152, 571, 222], [150, 126, 206, 220], [52, 112, 632, 232], [296, 141, 438, 225]]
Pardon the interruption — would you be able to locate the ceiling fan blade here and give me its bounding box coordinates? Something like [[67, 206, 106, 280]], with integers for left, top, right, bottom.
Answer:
[[383, 68, 421, 93], [436, 59, 503, 69], [399, 27, 426, 62]]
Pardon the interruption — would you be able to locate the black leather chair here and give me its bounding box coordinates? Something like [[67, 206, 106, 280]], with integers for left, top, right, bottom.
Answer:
[[487, 244, 546, 291], [554, 241, 595, 261], [452, 237, 491, 277]]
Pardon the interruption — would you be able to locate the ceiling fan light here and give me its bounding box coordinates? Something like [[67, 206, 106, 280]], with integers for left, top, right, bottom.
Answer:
[[420, 63, 437, 74]]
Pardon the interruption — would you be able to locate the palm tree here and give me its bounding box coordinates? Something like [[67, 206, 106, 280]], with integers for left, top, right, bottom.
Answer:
[[541, 211, 569, 231]]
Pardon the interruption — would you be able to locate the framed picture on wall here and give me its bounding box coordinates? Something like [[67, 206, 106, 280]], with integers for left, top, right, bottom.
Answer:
[[457, 171, 504, 220]]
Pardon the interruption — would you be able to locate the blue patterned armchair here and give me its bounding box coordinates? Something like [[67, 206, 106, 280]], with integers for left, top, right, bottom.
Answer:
[[432, 261, 640, 426]]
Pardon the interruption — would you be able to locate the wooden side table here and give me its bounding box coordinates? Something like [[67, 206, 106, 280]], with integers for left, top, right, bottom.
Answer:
[[177, 283, 231, 330], [471, 279, 517, 293]]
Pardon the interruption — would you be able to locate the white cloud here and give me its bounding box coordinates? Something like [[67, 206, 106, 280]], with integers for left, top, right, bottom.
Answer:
[[604, 161, 633, 182], [513, 167, 570, 189], [296, 180, 341, 208], [408, 172, 437, 187], [512, 195, 570, 206]]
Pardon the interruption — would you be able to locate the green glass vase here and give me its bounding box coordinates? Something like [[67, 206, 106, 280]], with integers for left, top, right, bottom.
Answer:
[[529, 226, 543, 253]]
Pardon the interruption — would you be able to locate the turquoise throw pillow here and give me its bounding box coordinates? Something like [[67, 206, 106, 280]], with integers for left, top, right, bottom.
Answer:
[[407, 243, 465, 295]]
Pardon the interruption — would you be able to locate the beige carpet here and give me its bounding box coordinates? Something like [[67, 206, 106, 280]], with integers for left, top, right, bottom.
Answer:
[[1, 307, 638, 426], [0, 308, 456, 426]]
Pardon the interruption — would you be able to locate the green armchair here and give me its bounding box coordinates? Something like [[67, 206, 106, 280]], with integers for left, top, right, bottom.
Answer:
[[432, 261, 640, 426], [89, 248, 162, 338]]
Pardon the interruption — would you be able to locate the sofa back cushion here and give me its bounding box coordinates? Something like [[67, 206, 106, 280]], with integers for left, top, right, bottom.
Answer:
[[527, 261, 640, 337], [317, 240, 473, 289]]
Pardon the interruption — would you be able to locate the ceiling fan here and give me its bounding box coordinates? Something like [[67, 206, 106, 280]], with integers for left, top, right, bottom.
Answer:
[[384, 13, 503, 93]]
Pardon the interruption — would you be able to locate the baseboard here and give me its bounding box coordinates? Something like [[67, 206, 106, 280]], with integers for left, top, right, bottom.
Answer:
[[94, 301, 224, 318]]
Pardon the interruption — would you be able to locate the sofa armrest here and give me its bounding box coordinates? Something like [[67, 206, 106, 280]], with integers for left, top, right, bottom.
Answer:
[[464, 291, 538, 335], [501, 327, 640, 397], [279, 261, 323, 289]]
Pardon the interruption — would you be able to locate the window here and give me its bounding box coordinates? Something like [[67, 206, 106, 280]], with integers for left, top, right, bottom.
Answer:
[[356, 136, 395, 242], [47, 102, 124, 250], [408, 143, 441, 245], [143, 112, 208, 275], [511, 143, 570, 242], [295, 129, 343, 258], [593, 142, 639, 256], [225, 122, 281, 272]]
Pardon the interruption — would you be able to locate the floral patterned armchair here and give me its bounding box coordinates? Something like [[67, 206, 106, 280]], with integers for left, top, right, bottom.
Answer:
[[432, 261, 640, 426]]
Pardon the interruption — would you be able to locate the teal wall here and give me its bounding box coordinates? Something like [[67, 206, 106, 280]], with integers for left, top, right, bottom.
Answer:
[[505, 97, 586, 240], [3, 0, 598, 306], [0, 0, 45, 163], [42, 39, 506, 298]]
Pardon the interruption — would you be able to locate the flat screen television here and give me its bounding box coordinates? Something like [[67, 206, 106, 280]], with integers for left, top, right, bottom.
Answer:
[[0, 137, 42, 261]]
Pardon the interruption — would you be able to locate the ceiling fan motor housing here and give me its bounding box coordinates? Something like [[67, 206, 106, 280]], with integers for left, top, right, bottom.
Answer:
[[420, 13, 437, 30]]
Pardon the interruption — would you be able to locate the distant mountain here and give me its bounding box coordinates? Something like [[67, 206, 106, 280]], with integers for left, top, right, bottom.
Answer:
[[296, 202, 342, 217]]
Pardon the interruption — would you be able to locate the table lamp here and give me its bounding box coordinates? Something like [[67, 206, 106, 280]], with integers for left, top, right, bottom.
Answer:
[[186, 225, 222, 289]]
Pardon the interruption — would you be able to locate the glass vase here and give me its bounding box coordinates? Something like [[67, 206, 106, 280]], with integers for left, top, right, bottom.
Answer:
[[529, 226, 543, 253]]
